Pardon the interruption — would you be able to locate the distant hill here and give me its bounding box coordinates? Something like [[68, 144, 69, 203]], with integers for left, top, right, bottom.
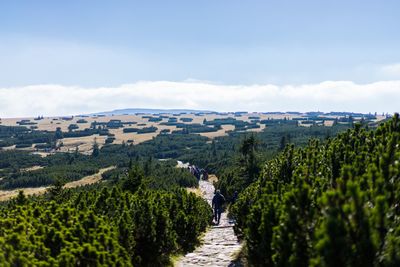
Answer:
[[86, 109, 384, 118], [90, 108, 215, 116]]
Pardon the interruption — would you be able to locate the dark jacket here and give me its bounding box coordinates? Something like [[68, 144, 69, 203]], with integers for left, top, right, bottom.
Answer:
[[212, 193, 225, 209]]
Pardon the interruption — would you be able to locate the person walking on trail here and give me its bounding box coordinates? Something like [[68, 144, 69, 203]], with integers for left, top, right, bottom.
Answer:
[[202, 169, 209, 180], [212, 190, 225, 225], [231, 190, 238, 205]]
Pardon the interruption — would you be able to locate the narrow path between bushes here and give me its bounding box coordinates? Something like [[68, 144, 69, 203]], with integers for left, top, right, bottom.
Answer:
[[176, 179, 243, 267]]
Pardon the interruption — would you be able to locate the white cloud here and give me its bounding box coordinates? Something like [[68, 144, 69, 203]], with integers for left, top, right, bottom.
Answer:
[[0, 80, 399, 118]]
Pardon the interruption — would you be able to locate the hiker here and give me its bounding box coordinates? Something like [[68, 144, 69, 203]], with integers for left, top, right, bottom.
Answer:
[[194, 166, 201, 180], [231, 190, 238, 204], [212, 189, 225, 225], [202, 169, 209, 180]]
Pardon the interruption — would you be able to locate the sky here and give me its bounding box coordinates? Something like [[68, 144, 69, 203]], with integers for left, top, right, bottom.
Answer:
[[1, 0, 400, 117]]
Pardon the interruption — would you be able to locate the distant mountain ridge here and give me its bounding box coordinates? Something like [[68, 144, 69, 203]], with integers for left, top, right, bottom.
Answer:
[[89, 108, 382, 117], [91, 108, 215, 116]]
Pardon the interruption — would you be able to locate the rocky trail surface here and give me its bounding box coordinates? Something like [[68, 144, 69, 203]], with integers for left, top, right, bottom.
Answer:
[[176, 179, 243, 267]]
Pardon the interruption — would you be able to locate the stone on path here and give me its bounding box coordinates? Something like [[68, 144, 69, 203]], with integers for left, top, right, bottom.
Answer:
[[176, 180, 243, 267]]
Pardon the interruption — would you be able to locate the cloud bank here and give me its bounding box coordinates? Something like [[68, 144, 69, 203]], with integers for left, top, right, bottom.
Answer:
[[0, 80, 399, 118]]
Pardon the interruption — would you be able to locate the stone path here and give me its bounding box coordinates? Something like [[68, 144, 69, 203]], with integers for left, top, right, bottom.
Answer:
[[176, 180, 243, 267]]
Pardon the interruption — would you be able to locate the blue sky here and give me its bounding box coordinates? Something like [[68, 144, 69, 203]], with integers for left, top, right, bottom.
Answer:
[[1, 0, 400, 86], [1, 1, 400, 116]]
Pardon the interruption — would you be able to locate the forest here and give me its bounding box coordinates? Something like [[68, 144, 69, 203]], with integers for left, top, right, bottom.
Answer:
[[0, 180, 211, 266], [231, 114, 400, 266], [0, 121, 354, 192], [2, 116, 395, 266]]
